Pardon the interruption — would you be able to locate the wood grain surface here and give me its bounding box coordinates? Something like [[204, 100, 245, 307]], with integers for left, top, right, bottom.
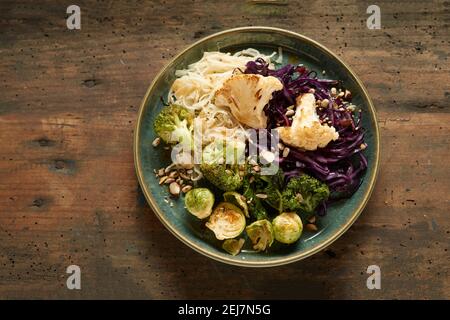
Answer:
[[0, 0, 448, 299]]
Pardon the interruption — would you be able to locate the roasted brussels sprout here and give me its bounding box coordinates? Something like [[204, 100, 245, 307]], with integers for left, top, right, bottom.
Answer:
[[184, 188, 215, 219], [222, 238, 245, 256], [245, 219, 274, 251], [206, 202, 246, 240], [272, 212, 303, 244], [223, 191, 249, 218]]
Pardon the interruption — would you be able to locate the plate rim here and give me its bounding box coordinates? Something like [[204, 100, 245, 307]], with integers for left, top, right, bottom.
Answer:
[[134, 26, 380, 267]]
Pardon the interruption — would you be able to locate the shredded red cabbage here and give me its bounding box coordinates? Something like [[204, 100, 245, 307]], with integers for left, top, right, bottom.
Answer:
[[245, 58, 368, 200]]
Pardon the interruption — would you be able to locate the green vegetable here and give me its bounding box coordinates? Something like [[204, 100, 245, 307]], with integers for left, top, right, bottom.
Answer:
[[282, 174, 330, 216], [258, 170, 284, 213], [200, 164, 243, 191], [153, 104, 193, 145], [206, 202, 246, 240], [184, 188, 215, 219], [222, 238, 245, 256], [272, 212, 303, 244], [240, 170, 284, 220], [245, 219, 274, 251], [223, 191, 249, 218], [241, 177, 268, 220], [200, 140, 245, 191]]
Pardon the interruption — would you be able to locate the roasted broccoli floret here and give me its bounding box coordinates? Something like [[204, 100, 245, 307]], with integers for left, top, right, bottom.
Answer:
[[241, 177, 268, 220], [153, 104, 193, 145], [257, 170, 284, 213], [240, 170, 283, 220], [199, 140, 245, 191], [200, 163, 243, 191], [282, 174, 330, 215]]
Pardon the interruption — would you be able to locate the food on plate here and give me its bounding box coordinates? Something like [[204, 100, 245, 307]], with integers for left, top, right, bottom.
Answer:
[[223, 191, 249, 218], [153, 104, 193, 145], [272, 212, 303, 244], [245, 219, 274, 251], [205, 202, 247, 240], [184, 188, 215, 219], [281, 174, 330, 218], [152, 48, 368, 255], [214, 74, 283, 128], [222, 238, 245, 256], [277, 93, 338, 151]]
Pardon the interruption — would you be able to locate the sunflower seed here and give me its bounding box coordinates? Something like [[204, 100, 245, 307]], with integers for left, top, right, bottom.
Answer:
[[344, 90, 352, 99], [159, 176, 168, 185], [321, 99, 330, 108], [285, 109, 295, 117], [181, 185, 192, 193], [169, 182, 180, 196], [169, 171, 178, 178], [282, 147, 290, 158], [306, 224, 318, 232], [152, 137, 161, 147], [260, 150, 275, 163], [164, 166, 172, 174], [164, 178, 175, 184]]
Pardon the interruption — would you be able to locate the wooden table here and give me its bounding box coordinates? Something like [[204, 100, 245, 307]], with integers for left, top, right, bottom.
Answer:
[[0, 0, 448, 299]]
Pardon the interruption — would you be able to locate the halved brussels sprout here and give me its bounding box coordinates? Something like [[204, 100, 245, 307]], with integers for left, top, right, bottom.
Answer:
[[184, 188, 215, 219], [222, 238, 245, 256], [272, 212, 303, 244], [223, 191, 249, 217], [245, 219, 274, 251], [206, 202, 246, 240]]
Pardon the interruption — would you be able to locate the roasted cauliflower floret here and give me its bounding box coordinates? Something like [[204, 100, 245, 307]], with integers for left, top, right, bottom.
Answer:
[[277, 93, 339, 151], [214, 74, 283, 128]]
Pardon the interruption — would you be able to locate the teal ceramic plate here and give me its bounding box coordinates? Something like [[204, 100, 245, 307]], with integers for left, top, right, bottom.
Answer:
[[134, 27, 380, 267]]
